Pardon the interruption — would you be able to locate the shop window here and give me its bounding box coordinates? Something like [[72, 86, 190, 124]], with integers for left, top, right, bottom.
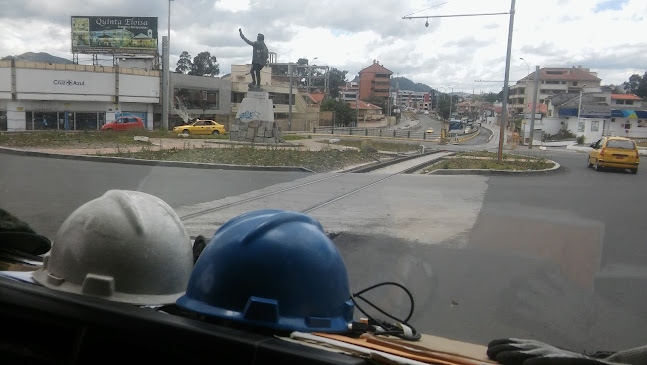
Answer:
[[591, 121, 599, 132]]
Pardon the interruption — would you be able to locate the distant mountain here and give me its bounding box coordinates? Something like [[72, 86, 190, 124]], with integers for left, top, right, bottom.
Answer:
[[1, 52, 73, 64], [391, 77, 434, 93]]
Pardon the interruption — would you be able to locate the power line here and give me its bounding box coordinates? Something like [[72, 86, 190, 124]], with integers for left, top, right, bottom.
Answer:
[[402, 11, 509, 20], [402, 2, 448, 17]]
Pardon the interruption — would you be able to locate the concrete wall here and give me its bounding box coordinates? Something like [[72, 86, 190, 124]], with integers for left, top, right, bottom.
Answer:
[[541, 117, 563, 135], [566, 117, 604, 142], [606, 117, 647, 138]]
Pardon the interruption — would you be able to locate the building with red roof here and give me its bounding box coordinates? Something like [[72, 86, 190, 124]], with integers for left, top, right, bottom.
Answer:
[[358, 60, 393, 103]]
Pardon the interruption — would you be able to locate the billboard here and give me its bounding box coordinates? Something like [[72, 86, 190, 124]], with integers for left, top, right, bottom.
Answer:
[[71, 16, 158, 55]]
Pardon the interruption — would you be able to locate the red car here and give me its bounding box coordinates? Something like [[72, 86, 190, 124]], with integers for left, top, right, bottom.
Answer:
[[101, 116, 145, 131]]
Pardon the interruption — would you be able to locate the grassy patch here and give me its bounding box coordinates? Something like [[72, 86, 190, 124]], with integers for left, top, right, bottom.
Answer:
[[282, 134, 312, 141], [422, 151, 554, 173], [320, 139, 419, 153], [0, 130, 151, 148], [102, 145, 378, 173], [0, 129, 229, 148]]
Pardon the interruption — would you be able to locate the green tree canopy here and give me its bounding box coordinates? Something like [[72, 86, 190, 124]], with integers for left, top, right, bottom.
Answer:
[[320, 99, 356, 126], [175, 51, 191, 74], [328, 68, 348, 98], [189, 51, 220, 77]]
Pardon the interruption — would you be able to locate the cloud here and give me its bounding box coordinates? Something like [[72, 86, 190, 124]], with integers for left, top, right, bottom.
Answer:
[[0, 0, 645, 92]]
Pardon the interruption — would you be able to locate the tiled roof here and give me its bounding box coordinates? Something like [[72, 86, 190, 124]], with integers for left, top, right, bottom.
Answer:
[[611, 93, 641, 100], [526, 103, 548, 114], [309, 93, 325, 103], [359, 61, 393, 75], [522, 67, 600, 82], [348, 100, 382, 110]]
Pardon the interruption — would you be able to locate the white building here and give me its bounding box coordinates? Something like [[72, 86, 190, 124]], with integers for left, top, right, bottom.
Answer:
[[509, 66, 601, 115], [391, 90, 430, 110], [0, 58, 231, 131], [521, 90, 647, 144]]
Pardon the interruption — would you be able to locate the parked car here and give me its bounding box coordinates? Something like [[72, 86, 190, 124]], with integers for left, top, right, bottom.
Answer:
[[588, 136, 639, 174], [101, 116, 145, 131], [426, 128, 434, 134], [173, 120, 226, 136]]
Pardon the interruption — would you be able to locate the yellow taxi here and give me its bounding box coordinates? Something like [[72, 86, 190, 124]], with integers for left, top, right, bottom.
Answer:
[[588, 136, 639, 174], [173, 119, 226, 136]]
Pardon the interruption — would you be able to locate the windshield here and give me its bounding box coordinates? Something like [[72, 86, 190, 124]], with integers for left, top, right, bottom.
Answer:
[[1, 0, 647, 361]]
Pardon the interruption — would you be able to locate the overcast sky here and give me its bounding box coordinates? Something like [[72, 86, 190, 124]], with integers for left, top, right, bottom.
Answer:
[[1, 0, 645, 93]]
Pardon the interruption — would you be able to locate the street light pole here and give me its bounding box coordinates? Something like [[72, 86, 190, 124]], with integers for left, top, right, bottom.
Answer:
[[528, 65, 540, 148], [162, 0, 174, 130], [498, 0, 516, 163]]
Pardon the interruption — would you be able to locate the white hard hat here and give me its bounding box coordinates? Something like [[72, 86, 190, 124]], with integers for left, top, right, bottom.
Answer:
[[32, 190, 193, 306]]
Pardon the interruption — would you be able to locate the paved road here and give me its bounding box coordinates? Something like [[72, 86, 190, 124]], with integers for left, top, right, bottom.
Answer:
[[177, 145, 647, 352], [3, 133, 646, 353], [0, 153, 310, 238]]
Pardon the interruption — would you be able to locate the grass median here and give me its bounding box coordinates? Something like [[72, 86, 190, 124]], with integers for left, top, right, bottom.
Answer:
[[0, 130, 227, 148], [317, 138, 421, 153], [422, 150, 555, 173], [101, 144, 380, 173]]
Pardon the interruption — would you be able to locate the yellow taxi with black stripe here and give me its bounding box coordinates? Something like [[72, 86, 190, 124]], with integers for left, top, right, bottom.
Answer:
[[588, 137, 639, 174]]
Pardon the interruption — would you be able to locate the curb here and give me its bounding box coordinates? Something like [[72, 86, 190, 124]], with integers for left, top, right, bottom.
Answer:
[[425, 158, 562, 176], [344, 150, 442, 173], [0, 146, 314, 173], [308, 133, 439, 143], [456, 129, 481, 143]]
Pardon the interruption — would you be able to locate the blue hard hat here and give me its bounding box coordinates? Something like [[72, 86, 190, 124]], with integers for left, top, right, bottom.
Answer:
[[176, 209, 354, 333]]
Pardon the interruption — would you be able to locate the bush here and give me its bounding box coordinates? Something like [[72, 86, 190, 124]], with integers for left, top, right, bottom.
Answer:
[[576, 135, 586, 145]]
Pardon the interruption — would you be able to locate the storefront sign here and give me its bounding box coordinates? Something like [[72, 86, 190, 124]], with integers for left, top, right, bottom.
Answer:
[[53, 80, 86, 86]]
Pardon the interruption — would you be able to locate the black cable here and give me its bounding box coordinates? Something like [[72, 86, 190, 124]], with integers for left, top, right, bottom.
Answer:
[[353, 281, 415, 323], [350, 281, 421, 341]]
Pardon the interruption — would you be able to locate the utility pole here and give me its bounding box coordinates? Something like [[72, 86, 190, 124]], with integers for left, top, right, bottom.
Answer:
[[400, 4, 513, 158], [449, 87, 454, 119], [528, 65, 540, 148], [161, 36, 169, 130], [498, 0, 516, 163], [288, 63, 293, 131], [355, 93, 359, 128]]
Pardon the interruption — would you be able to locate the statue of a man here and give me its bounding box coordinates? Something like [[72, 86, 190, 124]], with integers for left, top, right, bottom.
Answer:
[[239, 28, 268, 89]]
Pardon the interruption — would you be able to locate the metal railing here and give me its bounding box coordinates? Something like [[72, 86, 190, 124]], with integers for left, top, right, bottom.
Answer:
[[313, 126, 441, 140]]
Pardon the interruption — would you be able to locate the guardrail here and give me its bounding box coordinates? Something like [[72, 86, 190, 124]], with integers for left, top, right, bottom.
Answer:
[[313, 126, 439, 140]]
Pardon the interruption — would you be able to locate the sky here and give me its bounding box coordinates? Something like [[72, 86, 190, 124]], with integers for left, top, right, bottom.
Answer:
[[0, 0, 645, 93]]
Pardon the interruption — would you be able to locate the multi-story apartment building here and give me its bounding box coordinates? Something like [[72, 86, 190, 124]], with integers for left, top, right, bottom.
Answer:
[[358, 60, 392, 103], [509, 66, 601, 114]]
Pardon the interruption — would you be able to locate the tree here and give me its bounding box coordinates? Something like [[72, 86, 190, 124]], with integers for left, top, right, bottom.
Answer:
[[483, 92, 499, 103], [189, 52, 219, 77], [175, 51, 192, 74], [364, 94, 388, 114], [436, 96, 452, 121], [636, 71, 647, 98], [320, 99, 356, 127], [622, 74, 642, 94], [328, 68, 348, 98]]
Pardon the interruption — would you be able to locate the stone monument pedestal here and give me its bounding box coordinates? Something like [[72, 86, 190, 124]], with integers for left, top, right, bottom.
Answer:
[[230, 91, 283, 143]]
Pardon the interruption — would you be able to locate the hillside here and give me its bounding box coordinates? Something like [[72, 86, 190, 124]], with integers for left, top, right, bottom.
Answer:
[[1, 52, 74, 64], [391, 77, 434, 92]]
